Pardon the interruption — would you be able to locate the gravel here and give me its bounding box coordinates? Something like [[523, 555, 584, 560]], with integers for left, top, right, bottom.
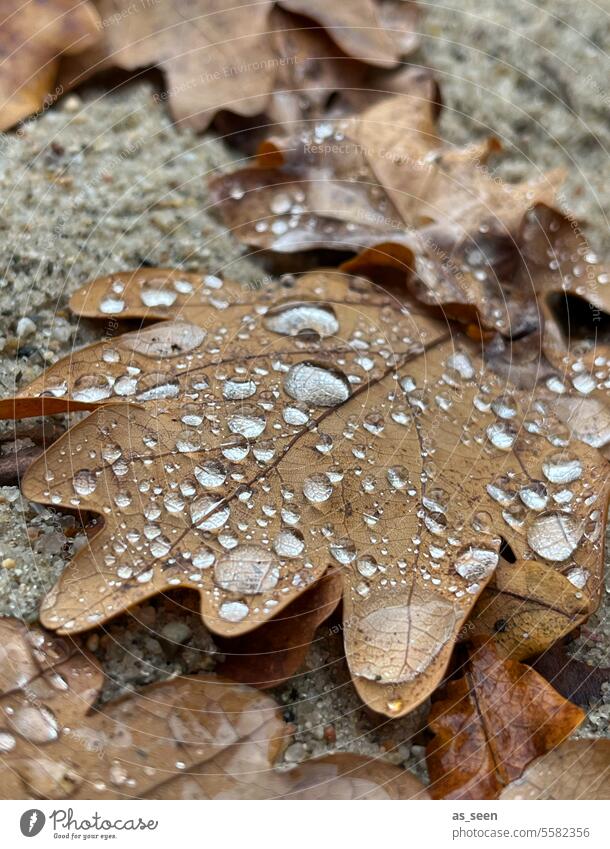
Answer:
[[0, 0, 608, 773]]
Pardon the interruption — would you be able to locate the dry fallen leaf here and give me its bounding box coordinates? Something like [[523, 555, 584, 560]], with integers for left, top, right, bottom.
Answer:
[[4, 268, 609, 719], [499, 739, 610, 800], [0, 0, 101, 131], [468, 558, 590, 661], [426, 639, 585, 800], [0, 618, 428, 800], [56, 0, 421, 132], [211, 84, 561, 336], [216, 567, 343, 687]]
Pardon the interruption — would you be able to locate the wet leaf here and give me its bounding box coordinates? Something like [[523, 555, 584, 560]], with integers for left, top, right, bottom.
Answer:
[[0, 0, 100, 131], [5, 269, 609, 718], [499, 739, 610, 800], [0, 619, 427, 800], [211, 86, 561, 335], [529, 642, 610, 707], [57, 0, 421, 132], [426, 640, 585, 800], [216, 568, 343, 687], [468, 559, 590, 661]]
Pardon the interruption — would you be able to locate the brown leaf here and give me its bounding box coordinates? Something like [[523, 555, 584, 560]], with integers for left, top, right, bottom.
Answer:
[[500, 739, 610, 800], [0, 0, 101, 131], [57, 0, 421, 133], [529, 642, 610, 707], [6, 268, 609, 719], [277, 0, 420, 67], [211, 86, 561, 335], [216, 568, 342, 687], [468, 559, 590, 661], [0, 618, 428, 800], [426, 639, 585, 800]]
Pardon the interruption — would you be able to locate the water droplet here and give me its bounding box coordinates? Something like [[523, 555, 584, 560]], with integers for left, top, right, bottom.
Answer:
[[273, 528, 305, 558], [264, 302, 339, 338], [223, 378, 256, 400], [303, 474, 333, 503], [329, 537, 357, 564], [284, 362, 350, 407], [192, 547, 215, 569], [195, 460, 227, 489], [191, 497, 230, 531], [228, 406, 266, 438], [140, 284, 177, 308], [9, 705, 58, 743], [73, 469, 97, 497], [454, 547, 498, 581], [527, 513, 583, 561], [73, 374, 113, 402], [214, 546, 279, 594], [542, 453, 583, 484], [486, 421, 517, 450], [219, 601, 249, 623], [519, 481, 549, 511]]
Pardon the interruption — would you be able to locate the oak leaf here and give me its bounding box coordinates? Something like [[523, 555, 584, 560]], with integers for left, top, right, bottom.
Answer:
[[4, 268, 609, 719], [426, 639, 585, 800], [0, 619, 428, 800], [57, 0, 421, 133], [0, 0, 101, 131], [499, 739, 610, 800]]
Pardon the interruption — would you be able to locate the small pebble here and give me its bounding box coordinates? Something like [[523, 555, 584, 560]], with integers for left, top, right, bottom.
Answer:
[[1, 558, 16, 569], [16, 317, 36, 338], [160, 622, 192, 644], [284, 742, 308, 764], [63, 94, 82, 113]]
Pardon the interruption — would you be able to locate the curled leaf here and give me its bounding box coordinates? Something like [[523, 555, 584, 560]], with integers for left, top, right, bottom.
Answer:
[[426, 640, 585, 800]]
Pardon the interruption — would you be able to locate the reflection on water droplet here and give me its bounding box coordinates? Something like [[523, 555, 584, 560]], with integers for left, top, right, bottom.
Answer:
[[265, 302, 339, 338], [228, 406, 266, 438], [454, 547, 498, 581], [329, 537, 357, 564], [9, 705, 59, 743], [73, 374, 113, 403], [195, 460, 227, 489], [140, 284, 177, 308], [519, 481, 548, 511], [100, 297, 125, 314], [542, 453, 583, 484], [303, 474, 333, 503], [73, 469, 97, 497], [273, 528, 305, 558], [214, 546, 279, 594], [191, 497, 230, 531], [192, 547, 215, 569], [486, 421, 516, 450], [223, 378, 256, 400], [527, 512, 583, 561], [284, 362, 351, 407], [219, 601, 249, 622]]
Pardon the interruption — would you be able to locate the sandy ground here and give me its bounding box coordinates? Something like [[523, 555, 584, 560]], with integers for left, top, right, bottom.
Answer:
[[0, 0, 607, 776]]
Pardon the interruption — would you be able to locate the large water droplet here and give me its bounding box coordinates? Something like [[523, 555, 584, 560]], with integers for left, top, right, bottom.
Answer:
[[223, 378, 256, 400], [273, 528, 305, 558], [454, 546, 498, 581], [73, 469, 97, 497], [542, 453, 583, 484], [527, 512, 583, 561], [219, 601, 249, 623], [191, 497, 230, 531], [214, 546, 279, 594], [303, 474, 333, 503], [264, 302, 339, 338], [228, 406, 266, 438], [284, 362, 350, 407]]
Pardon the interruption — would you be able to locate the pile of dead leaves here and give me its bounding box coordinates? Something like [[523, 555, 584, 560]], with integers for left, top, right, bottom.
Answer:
[[1, 1, 610, 803]]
